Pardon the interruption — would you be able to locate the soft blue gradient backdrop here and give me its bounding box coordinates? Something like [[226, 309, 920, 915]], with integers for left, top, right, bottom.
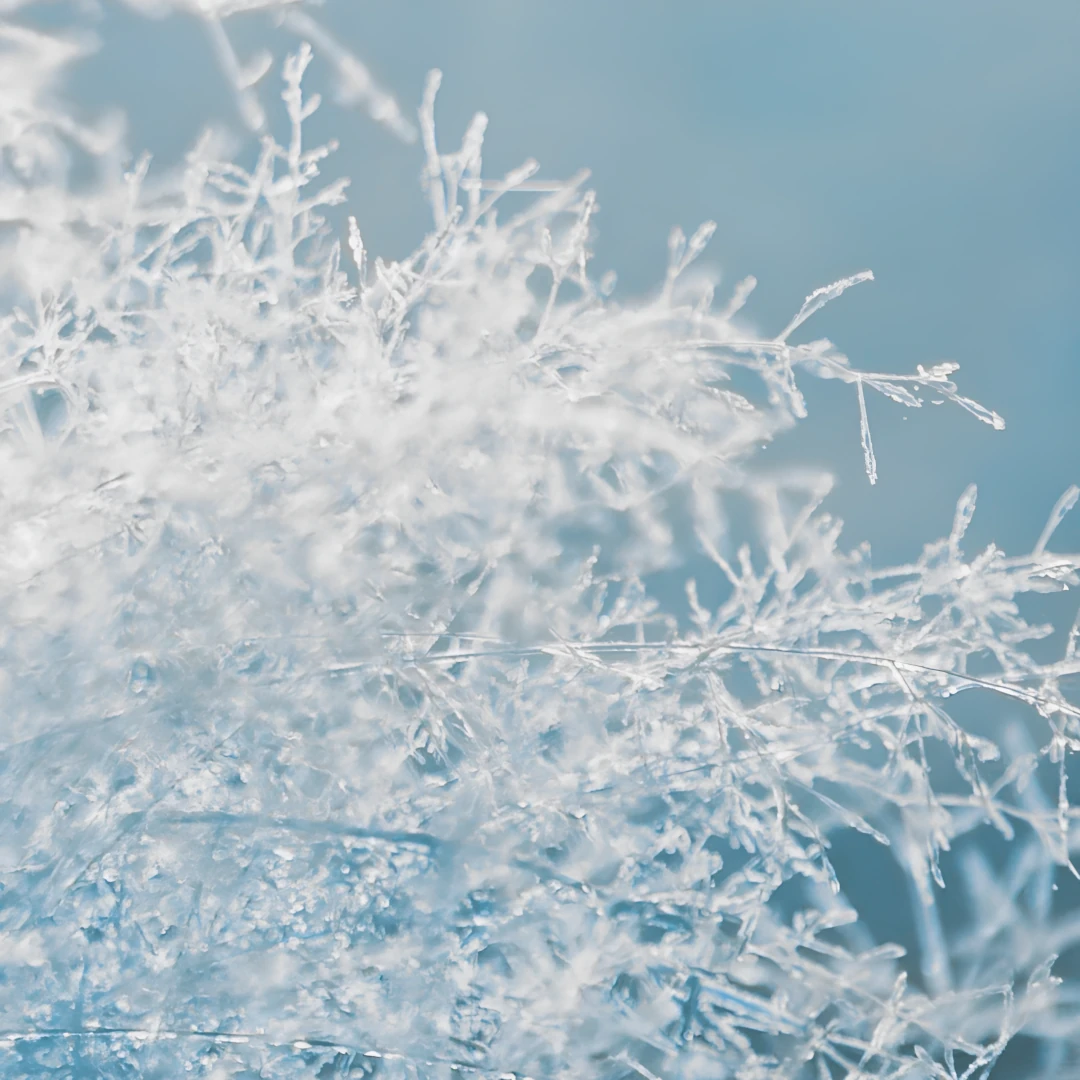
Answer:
[[65, 0, 1080, 567]]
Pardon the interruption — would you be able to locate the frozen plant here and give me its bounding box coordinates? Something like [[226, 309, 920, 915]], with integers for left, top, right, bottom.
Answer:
[[0, 10, 1078, 1080]]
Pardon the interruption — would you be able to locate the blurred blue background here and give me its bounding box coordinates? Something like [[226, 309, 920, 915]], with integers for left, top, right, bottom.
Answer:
[[61, 0, 1080, 568]]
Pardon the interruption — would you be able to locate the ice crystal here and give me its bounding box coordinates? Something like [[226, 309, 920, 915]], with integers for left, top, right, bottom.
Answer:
[[0, 7, 1077, 1080]]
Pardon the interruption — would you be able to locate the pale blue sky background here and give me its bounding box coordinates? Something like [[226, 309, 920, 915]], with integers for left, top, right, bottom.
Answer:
[[63, 0, 1080, 568]]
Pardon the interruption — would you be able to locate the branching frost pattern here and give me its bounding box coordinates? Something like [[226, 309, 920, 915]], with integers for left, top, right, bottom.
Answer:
[[0, 8, 1078, 1079]]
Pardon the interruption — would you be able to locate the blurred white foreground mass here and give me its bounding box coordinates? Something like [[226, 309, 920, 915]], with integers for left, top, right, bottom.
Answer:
[[1, 6, 1079, 1079]]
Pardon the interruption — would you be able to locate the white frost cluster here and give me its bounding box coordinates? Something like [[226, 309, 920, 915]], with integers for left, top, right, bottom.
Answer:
[[0, 6, 1078, 1079]]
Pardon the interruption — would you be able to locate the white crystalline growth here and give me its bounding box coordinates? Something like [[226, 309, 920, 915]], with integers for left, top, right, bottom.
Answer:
[[0, 12, 1078, 1080]]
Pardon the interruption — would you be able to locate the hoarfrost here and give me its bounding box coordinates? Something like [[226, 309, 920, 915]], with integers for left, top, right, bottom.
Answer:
[[0, 6, 1077, 1079]]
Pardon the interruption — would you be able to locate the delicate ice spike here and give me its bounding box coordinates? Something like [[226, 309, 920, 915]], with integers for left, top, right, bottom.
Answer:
[[686, 220, 717, 263], [347, 215, 366, 290], [856, 377, 877, 484], [950, 390, 1006, 431], [720, 275, 757, 321], [1034, 485, 1079, 556], [778, 269, 874, 342], [664, 220, 717, 298]]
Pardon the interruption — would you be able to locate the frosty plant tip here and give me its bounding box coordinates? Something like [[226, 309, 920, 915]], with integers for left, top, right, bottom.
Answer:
[[0, 11, 1077, 1080]]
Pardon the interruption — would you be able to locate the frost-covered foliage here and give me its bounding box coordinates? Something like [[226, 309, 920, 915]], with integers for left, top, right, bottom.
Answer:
[[1, 8, 1079, 1080]]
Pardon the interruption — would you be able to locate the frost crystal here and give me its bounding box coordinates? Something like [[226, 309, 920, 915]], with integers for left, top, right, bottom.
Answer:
[[0, 8, 1077, 1080]]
